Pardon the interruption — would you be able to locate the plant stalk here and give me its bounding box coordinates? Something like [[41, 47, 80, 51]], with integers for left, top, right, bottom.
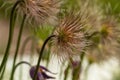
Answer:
[[33, 35, 55, 80], [0, 0, 22, 76], [10, 14, 26, 80]]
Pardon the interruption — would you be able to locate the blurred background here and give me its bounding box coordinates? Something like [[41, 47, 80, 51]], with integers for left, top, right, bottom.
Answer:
[[0, 0, 120, 80]]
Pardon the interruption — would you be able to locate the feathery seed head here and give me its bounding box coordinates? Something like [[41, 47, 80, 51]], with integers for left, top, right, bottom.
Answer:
[[17, 0, 61, 25], [51, 11, 88, 61], [86, 16, 120, 63], [100, 17, 119, 41]]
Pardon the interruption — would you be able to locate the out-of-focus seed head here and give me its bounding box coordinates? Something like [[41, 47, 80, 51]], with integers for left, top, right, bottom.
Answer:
[[79, 0, 102, 32], [16, 0, 61, 25], [86, 16, 120, 63], [51, 11, 88, 62], [99, 16, 120, 60], [100, 16, 119, 40], [82, 1, 120, 63]]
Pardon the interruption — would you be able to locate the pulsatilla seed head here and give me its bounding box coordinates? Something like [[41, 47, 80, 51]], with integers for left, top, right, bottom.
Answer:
[[51, 11, 88, 62], [86, 16, 120, 63], [17, 0, 61, 25]]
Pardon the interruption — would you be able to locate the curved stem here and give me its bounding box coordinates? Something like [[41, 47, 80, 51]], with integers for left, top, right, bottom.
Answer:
[[20, 36, 35, 60], [45, 46, 51, 67], [12, 61, 31, 80], [15, 61, 31, 70], [10, 14, 26, 80], [33, 35, 55, 80], [19, 36, 35, 80], [0, 0, 22, 75]]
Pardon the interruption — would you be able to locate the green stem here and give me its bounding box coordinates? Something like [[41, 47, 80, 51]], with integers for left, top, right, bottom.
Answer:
[[72, 53, 85, 80], [19, 36, 35, 61], [79, 53, 85, 80], [13, 61, 31, 80], [30, 37, 36, 64], [19, 36, 35, 80], [45, 45, 51, 67], [84, 62, 91, 80], [15, 61, 31, 70], [0, 65, 5, 80], [10, 14, 26, 80], [33, 35, 55, 80], [64, 65, 70, 80], [0, 0, 21, 75]]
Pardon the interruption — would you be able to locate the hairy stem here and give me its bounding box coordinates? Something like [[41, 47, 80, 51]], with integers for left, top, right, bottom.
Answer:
[[0, 66, 5, 80], [19, 36, 35, 80], [72, 53, 85, 80], [0, 0, 22, 77], [15, 61, 31, 70], [13, 61, 31, 80], [33, 35, 55, 80], [10, 14, 26, 80]]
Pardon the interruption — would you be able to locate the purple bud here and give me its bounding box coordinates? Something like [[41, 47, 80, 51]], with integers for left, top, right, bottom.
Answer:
[[29, 66, 56, 80]]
